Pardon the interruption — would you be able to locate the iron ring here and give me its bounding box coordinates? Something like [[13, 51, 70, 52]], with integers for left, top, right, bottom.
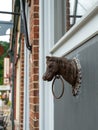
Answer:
[[52, 75, 64, 99]]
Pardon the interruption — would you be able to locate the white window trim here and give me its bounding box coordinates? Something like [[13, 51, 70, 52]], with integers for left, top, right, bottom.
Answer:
[[39, 0, 54, 130], [50, 3, 98, 56], [23, 3, 30, 130], [23, 41, 30, 130]]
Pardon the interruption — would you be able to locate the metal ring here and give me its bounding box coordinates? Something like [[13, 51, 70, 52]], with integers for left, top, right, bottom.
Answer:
[[52, 75, 64, 99]]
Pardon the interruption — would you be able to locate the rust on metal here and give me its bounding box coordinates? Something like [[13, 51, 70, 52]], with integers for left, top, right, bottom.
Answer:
[[52, 75, 64, 99], [43, 56, 82, 98]]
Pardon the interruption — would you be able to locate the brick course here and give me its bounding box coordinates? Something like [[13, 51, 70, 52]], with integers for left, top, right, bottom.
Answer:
[[29, 0, 39, 129], [19, 35, 25, 130]]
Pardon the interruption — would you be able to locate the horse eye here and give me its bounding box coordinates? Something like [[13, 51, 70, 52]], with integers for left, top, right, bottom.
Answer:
[[49, 65, 52, 68]]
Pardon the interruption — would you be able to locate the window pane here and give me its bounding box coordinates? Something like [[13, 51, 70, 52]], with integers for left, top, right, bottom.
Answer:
[[70, 0, 98, 26], [54, 0, 66, 43]]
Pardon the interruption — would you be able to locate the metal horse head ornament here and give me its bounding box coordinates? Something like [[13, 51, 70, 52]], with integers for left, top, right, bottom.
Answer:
[[43, 56, 82, 97]]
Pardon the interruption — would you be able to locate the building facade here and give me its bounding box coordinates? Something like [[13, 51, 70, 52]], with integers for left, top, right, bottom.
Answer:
[[9, 0, 98, 130], [10, 0, 39, 129]]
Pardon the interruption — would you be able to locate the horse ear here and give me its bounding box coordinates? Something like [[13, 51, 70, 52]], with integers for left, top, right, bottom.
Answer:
[[46, 56, 51, 60]]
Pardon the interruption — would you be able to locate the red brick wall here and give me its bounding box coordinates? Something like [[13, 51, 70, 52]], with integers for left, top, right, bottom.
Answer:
[[13, 33, 19, 130], [29, 0, 39, 129], [13, 34, 17, 122], [19, 35, 25, 130], [13, 33, 24, 130], [13, 32, 20, 127]]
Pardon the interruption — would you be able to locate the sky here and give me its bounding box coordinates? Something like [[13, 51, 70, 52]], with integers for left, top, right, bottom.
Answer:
[[0, 0, 12, 42]]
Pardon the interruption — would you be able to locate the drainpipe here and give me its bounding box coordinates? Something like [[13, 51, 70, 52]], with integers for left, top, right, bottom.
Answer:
[[19, 0, 32, 52]]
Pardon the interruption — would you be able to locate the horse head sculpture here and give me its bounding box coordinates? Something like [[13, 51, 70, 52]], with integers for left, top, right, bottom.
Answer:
[[43, 56, 82, 97]]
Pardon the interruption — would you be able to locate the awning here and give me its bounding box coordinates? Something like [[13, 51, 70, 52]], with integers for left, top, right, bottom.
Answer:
[[0, 85, 10, 91]]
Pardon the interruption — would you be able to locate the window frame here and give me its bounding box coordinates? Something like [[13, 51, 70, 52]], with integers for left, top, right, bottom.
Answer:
[[50, 4, 98, 56]]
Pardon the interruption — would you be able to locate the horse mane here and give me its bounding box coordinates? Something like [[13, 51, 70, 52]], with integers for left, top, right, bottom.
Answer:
[[47, 56, 69, 65]]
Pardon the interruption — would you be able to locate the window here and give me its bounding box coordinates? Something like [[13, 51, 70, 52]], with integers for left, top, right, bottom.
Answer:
[[70, 0, 98, 27], [53, 0, 98, 44]]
